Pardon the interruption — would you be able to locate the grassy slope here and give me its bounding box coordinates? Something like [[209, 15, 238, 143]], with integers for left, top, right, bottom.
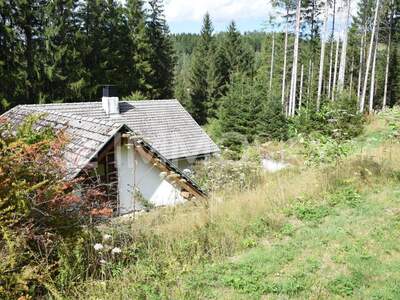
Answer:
[[73, 109, 400, 299]]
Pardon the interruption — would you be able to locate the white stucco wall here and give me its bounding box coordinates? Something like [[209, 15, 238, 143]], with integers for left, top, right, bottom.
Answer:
[[115, 143, 185, 215]]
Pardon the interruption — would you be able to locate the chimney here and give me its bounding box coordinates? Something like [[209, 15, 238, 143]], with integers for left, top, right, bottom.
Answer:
[[102, 85, 119, 115]]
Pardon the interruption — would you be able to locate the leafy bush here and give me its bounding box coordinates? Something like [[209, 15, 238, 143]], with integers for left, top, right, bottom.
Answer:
[[292, 92, 365, 141], [0, 116, 105, 298], [299, 133, 352, 166]]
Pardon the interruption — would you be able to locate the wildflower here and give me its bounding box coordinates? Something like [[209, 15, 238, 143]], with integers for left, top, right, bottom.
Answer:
[[94, 243, 104, 251], [111, 247, 122, 255], [102, 234, 112, 241], [99, 259, 107, 264]]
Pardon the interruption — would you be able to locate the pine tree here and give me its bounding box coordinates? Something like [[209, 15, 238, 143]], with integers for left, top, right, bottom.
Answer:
[[146, 0, 175, 99]]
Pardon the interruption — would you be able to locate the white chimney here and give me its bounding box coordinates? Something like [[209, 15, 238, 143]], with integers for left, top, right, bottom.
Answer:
[[102, 85, 120, 115]]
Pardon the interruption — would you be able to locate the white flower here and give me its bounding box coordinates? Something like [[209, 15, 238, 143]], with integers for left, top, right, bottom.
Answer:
[[159, 172, 167, 179], [102, 234, 112, 241], [94, 243, 104, 251], [111, 247, 122, 255], [99, 259, 107, 264]]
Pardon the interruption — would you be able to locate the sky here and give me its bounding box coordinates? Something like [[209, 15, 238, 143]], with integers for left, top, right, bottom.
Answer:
[[165, 0, 273, 33], [164, 0, 359, 35]]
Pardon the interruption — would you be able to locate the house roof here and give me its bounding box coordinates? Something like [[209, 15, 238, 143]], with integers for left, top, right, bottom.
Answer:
[[1, 103, 208, 197], [18, 100, 220, 160], [2, 106, 124, 179]]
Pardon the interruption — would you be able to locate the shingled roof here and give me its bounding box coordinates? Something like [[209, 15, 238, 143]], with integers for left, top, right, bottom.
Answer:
[[1, 104, 207, 196], [18, 100, 220, 160], [2, 106, 125, 179]]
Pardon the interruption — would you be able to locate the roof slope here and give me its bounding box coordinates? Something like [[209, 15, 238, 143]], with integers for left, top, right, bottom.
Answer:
[[3, 106, 123, 179], [21, 100, 220, 160]]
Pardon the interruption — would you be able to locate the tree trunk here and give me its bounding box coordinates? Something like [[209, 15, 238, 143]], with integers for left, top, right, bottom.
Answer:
[[383, 1, 393, 109], [327, 0, 336, 98], [369, 23, 380, 113], [281, 13, 289, 112], [360, 0, 380, 113], [289, 0, 302, 117], [317, 0, 329, 110], [331, 39, 340, 101], [349, 55, 354, 92], [269, 32, 275, 91], [357, 32, 365, 100], [338, 0, 351, 91], [299, 64, 304, 110]]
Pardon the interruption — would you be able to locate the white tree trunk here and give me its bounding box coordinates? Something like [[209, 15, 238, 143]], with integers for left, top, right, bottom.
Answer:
[[357, 32, 365, 100], [383, 2, 393, 109], [331, 39, 340, 101], [282, 14, 289, 111], [299, 64, 304, 110], [327, 0, 336, 98], [369, 24, 380, 113], [269, 32, 275, 91], [360, 0, 380, 113], [338, 0, 351, 91], [317, 0, 329, 110], [349, 56, 354, 92], [289, 0, 302, 117]]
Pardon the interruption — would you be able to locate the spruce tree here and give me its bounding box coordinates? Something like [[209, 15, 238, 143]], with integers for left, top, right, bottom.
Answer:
[[43, 0, 86, 103], [188, 13, 214, 125], [126, 0, 154, 97], [146, 0, 175, 99]]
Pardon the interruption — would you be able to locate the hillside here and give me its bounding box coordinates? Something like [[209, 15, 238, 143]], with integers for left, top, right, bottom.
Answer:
[[65, 109, 400, 299]]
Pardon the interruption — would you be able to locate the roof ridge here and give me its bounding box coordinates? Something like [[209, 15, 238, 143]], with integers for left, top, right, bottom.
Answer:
[[22, 106, 120, 128]]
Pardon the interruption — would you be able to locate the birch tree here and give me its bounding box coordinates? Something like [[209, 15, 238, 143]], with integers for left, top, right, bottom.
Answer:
[[327, 0, 337, 98], [360, 0, 380, 113]]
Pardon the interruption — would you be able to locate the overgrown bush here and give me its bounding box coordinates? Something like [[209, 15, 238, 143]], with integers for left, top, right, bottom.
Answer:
[[193, 157, 263, 192], [0, 116, 106, 298], [292, 91, 365, 141]]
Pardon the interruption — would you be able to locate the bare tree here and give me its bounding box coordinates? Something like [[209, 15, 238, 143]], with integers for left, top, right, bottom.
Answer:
[[289, 0, 302, 117], [369, 22, 380, 113], [338, 0, 352, 91], [383, 0, 394, 109], [299, 64, 304, 110], [317, 0, 329, 110], [331, 39, 340, 101], [360, 0, 381, 113], [357, 32, 366, 100], [282, 12, 289, 110], [270, 32, 276, 91], [327, 0, 337, 98]]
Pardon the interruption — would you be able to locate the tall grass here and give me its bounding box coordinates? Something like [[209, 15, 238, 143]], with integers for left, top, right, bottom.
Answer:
[[61, 111, 400, 299]]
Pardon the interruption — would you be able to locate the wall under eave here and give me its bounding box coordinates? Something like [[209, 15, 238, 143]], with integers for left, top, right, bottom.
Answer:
[[115, 142, 185, 215]]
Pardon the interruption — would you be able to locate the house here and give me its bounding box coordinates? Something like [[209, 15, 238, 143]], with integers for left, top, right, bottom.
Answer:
[[1, 87, 220, 215]]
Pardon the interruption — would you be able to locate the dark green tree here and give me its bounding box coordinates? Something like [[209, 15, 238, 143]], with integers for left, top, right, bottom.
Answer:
[[146, 0, 175, 99], [188, 13, 214, 124]]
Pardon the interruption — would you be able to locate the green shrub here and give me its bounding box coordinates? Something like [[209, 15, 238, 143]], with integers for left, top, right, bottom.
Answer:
[[292, 91, 365, 141]]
